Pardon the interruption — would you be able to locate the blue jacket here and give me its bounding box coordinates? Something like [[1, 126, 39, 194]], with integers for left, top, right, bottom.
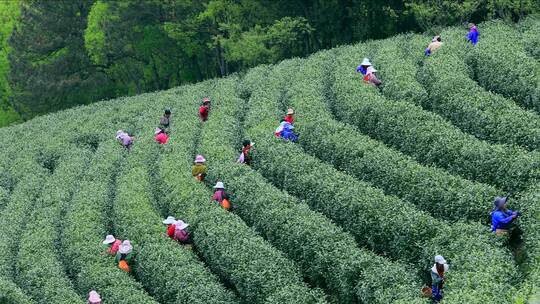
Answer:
[[281, 124, 298, 142], [356, 65, 367, 75], [491, 209, 514, 231], [467, 30, 479, 45]]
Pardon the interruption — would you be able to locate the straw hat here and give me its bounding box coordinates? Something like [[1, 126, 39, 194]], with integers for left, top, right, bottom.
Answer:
[[214, 182, 224, 189], [88, 290, 101, 304], [361, 58, 372, 66], [119, 240, 133, 254], [174, 220, 189, 230], [195, 155, 206, 163], [102, 235, 115, 245], [287, 108, 294, 115], [432, 35, 441, 42], [434, 255, 447, 264], [162, 216, 176, 225]]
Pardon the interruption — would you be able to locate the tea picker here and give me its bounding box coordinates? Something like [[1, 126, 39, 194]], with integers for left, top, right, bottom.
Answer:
[[192, 155, 208, 181], [212, 181, 231, 210], [199, 98, 211, 122], [102, 234, 122, 255], [160, 108, 172, 132], [154, 127, 169, 144], [275, 121, 299, 142], [115, 240, 133, 272], [116, 130, 134, 150], [237, 140, 254, 165], [430, 255, 449, 302], [87, 290, 101, 304], [356, 58, 382, 87], [491, 195, 520, 236], [425, 35, 443, 56], [466, 23, 480, 45], [284, 108, 295, 124], [162, 216, 192, 245]]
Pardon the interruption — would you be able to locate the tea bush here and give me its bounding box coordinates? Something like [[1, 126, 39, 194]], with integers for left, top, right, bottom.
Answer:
[[241, 59, 519, 304], [330, 44, 540, 192], [471, 20, 540, 113], [61, 142, 160, 304], [200, 70, 424, 304]]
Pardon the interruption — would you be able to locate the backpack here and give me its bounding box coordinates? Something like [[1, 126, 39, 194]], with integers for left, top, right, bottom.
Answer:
[[118, 260, 130, 273], [220, 199, 231, 210]]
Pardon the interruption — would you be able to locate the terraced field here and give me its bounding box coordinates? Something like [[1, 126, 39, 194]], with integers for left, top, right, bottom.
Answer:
[[0, 18, 538, 304]]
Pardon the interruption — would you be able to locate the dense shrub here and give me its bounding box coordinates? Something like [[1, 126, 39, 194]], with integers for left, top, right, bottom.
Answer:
[[470, 20, 539, 112], [514, 185, 540, 302], [61, 142, 160, 304], [0, 279, 35, 304], [518, 16, 540, 59], [157, 78, 324, 304], [242, 60, 519, 304], [370, 29, 540, 151], [200, 71, 423, 304], [16, 149, 91, 304], [269, 53, 499, 222], [329, 45, 540, 192], [113, 139, 238, 304]]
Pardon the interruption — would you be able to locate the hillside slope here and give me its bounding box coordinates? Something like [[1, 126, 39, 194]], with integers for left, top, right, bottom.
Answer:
[[0, 18, 539, 304]]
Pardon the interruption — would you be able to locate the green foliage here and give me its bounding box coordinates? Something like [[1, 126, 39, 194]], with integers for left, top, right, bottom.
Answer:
[[157, 79, 327, 304], [518, 16, 540, 59], [61, 142, 160, 304], [0, 0, 21, 126], [113, 139, 238, 304], [241, 59, 519, 304], [388, 26, 540, 151], [0, 278, 35, 304], [330, 44, 540, 192], [470, 20, 540, 113], [16, 149, 90, 304], [200, 71, 422, 304]]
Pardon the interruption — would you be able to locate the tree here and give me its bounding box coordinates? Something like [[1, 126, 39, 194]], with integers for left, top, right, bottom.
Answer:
[[9, 0, 111, 118], [0, 1, 21, 126]]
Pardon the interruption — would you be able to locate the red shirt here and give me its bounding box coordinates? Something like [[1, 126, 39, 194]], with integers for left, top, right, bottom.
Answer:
[[155, 133, 169, 144], [199, 105, 210, 121], [167, 224, 176, 238], [284, 114, 294, 124]]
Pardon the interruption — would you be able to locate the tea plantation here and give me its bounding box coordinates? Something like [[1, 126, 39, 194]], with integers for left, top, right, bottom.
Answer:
[[0, 18, 539, 304]]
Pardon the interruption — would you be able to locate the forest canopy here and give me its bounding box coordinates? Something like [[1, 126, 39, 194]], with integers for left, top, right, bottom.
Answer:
[[1, 0, 539, 120]]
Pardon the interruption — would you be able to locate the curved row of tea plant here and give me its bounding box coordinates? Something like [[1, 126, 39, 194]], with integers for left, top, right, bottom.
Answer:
[[17, 148, 91, 304], [286, 51, 500, 222], [470, 21, 539, 113], [329, 46, 540, 192], [518, 17, 540, 60], [112, 138, 238, 304], [157, 79, 325, 304], [61, 141, 160, 304], [370, 28, 540, 151], [514, 185, 540, 302], [201, 71, 424, 304], [241, 60, 519, 304]]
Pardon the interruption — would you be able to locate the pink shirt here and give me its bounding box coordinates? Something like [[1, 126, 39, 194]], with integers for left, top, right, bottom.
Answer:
[[108, 239, 122, 255], [155, 133, 169, 144]]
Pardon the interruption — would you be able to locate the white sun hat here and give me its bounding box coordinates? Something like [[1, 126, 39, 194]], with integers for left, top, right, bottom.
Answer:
[[88, 290, 101, 304], [103, 235, 115, 244], [116, 130, 125, 139], [287, 108, 294, 115], [361, 58, 372, 66], [434, 255, 447, 264], [119, 240, 133, 254], [155, 127, 162, 135], [214, 181, 224, 189], [162, 216, 176, 225], [174, 220, 189, 230], [195, 155, 206, 163]]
